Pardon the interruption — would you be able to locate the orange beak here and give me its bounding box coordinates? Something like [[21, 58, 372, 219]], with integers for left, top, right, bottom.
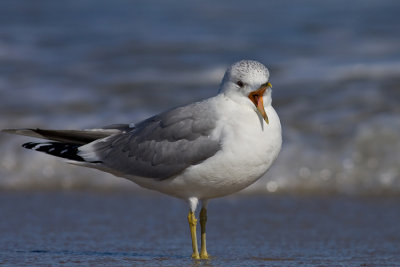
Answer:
[[248, 82, 271, 124]]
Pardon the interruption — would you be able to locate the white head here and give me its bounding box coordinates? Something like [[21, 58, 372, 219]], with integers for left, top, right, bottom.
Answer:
[[219, 60, 272, 123]]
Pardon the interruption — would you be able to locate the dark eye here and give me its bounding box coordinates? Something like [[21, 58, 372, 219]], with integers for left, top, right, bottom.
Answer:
[[236, 80, 244, 87]]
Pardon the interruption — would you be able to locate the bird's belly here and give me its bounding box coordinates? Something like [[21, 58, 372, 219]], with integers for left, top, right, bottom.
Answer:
[[182, 139, 280, 198], [133, 159, 273, 200], [130, 139, 277, 200]]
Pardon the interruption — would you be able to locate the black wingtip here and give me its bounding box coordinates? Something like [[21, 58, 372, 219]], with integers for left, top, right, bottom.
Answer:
[[22, 142, 37, 149], [22, 142, 86, 162]]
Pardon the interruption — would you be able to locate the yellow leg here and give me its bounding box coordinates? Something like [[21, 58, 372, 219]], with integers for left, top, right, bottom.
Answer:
[[187, 211, 200, 259], [200, 207, 210, 259]]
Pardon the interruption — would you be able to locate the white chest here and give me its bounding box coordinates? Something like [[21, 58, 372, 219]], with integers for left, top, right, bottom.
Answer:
[[177, 98, 282, 199]]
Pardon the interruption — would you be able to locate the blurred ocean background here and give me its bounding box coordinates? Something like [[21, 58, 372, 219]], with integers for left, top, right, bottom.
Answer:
[[1, 0, 400, 194]]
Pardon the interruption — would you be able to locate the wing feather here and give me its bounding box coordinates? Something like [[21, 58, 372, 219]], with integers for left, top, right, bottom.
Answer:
[[80, 100, 221, 180]]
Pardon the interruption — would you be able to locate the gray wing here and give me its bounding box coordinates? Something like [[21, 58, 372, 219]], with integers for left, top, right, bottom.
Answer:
[[82, 100, 221, 180]]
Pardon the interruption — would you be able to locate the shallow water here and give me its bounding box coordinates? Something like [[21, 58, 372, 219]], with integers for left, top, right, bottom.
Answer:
[[0, 192, 399, 266], [1, 2, 400, 192]]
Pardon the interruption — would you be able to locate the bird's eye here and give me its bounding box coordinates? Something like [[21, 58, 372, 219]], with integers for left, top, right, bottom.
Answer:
[[236, 80, 244, 87]]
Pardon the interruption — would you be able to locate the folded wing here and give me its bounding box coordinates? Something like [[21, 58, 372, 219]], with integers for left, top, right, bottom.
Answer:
[[79, 101, 221, 180]]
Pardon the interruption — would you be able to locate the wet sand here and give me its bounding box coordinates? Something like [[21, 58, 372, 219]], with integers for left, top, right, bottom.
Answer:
[[0, 191, 399, 266]]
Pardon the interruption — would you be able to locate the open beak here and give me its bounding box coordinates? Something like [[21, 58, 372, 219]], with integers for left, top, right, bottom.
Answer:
[[248, 82, 271, 124]]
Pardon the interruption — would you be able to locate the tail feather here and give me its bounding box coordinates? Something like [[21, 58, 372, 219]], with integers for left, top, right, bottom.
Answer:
[[22, 142, 86, 162], [2, 128, 126, 145], [2, 125, 133, 163]]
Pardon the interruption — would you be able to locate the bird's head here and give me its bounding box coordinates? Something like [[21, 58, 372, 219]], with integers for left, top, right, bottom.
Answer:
[[219, 60, 272, 124]]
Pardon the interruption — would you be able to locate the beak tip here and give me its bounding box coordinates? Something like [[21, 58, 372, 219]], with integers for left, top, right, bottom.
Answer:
[[263, 114, 269, 124]]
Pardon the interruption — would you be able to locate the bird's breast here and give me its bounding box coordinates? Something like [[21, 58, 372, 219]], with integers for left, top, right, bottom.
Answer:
[[216, 103, 281, 177], [176, 100, 282, 199]]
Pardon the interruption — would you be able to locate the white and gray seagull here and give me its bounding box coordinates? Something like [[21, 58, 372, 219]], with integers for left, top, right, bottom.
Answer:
[[3, 60, 282, 259]]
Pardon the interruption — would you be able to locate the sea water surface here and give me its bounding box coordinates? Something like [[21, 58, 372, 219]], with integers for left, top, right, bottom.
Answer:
[[1, 1, 400, 266], [1, 192, 400, 266]]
